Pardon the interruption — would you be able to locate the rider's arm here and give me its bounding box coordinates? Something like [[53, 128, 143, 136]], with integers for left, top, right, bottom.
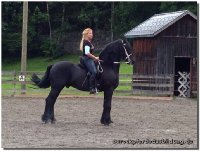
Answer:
[[85, 46, 99, 61]]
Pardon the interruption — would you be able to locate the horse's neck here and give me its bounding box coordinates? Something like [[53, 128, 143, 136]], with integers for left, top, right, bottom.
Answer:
[[114, 64, 120, 74], [102, 63, 120, 74]]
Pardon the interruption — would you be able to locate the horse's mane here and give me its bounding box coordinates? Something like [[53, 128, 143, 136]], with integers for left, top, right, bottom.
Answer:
[[99, 39, 123, 63]]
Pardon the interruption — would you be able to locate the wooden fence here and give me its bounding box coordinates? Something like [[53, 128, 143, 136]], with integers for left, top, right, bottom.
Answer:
[[2, 71, 174, 97], [132, 74, 174, 96], [2, 71, 133, 96]]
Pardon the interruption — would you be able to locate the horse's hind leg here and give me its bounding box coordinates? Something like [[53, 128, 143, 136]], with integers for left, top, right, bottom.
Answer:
[[42, 86, 63, 123]]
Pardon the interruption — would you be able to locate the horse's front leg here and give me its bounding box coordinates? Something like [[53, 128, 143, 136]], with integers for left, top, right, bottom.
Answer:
[[101, 87, 114, 125]]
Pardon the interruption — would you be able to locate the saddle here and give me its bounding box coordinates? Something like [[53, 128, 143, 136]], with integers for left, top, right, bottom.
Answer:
[[79, 56, 103, 75], [79, 56, 88, 70]]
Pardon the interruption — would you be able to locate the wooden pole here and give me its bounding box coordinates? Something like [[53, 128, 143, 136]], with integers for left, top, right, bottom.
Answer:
[[111, 2, 114, 41], [21, 1, 28, 94]]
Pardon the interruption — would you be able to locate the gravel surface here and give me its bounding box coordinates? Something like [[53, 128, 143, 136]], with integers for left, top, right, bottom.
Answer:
[[2, 96, 198, 149]]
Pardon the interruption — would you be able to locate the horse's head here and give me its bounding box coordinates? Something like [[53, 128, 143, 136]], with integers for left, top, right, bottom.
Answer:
[[99, 39, 135, 65], [119, 39, 135, 65]]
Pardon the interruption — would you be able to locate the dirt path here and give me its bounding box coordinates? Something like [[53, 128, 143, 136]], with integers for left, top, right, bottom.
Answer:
[[2, 96, 198, 149]]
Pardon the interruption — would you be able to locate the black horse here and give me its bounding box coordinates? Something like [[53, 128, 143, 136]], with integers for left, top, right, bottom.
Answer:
[[32, 39, 134, 125]]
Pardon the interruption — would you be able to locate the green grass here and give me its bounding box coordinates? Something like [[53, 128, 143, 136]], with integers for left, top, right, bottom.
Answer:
[[2, 54, 133, 96], [2, 54, 80, 71], [2, 54, 132, 73]]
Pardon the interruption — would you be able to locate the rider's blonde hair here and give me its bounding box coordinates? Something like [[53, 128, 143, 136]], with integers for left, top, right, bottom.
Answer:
[[79, 28, 92, 51]]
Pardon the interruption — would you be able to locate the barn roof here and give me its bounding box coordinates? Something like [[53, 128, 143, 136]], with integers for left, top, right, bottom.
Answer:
[[124, 10, 197, 38]]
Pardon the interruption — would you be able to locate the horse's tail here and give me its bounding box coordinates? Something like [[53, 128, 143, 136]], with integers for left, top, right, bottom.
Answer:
[[31, 65, 53, 88]]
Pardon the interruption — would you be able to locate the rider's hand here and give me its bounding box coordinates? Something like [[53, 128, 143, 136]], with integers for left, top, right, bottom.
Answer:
[[94, 57, 99, 61]]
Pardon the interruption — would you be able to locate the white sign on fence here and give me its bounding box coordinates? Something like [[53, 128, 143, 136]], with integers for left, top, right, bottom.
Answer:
[[19, 75, 25, 82], [178, 71, 190, 97]]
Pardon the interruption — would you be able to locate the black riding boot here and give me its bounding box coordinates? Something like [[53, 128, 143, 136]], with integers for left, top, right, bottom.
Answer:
[[89, 75, 97, 94]]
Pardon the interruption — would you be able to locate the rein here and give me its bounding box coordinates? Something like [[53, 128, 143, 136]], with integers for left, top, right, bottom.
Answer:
[[113, 61, 130, 64], [97, 60, 104, 73]]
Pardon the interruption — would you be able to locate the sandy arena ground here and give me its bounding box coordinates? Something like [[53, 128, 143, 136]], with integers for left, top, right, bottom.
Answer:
[[1, 96, 198, 149]]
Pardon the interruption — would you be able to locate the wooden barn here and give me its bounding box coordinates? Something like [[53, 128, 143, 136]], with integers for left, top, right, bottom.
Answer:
[[125, 10, 197, 97]]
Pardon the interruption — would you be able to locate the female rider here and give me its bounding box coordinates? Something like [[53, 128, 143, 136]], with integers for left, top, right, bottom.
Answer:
[[80, 28, 99, 94]]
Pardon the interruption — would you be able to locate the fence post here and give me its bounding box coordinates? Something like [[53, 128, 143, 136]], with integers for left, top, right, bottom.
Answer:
[[131, 75, 133, 95], [21, 2, 28, 95], [19, 72, 26, 94], [170, 74, 174, 97]]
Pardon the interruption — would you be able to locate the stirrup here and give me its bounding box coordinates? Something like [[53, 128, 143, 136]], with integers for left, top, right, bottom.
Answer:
[[90, 88, 98, 94]]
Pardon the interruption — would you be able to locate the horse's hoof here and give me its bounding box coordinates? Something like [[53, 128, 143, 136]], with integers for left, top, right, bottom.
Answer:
[[42, 119, 49, 124], [41, 115, 46, 123], [51, 118, 56, 124], [51, 120, 55, 124], [41, 114, 50, 124], [100, 119, 113, 126], [41, 115, 57, 124]]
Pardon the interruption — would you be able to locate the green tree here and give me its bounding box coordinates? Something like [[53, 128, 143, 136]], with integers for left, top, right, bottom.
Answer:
[[28, 4, 48, 56], [113, 2, 161, 37], [2, 2, 197, 60], [160, 2, 197, 14], [2, 2, 22, 58]]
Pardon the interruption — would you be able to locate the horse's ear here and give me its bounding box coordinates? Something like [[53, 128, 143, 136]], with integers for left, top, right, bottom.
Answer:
[[121, 37, 127, 45], [118, 34, 127, 43]]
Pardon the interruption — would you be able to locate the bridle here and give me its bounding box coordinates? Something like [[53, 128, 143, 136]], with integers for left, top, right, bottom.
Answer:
[[122, 43, 133, 64], [97, 40, 133, 73], [113, 41, 133, 64]]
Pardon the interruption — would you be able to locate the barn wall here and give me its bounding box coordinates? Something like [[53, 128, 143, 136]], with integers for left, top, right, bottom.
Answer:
[[133, 37, 158, 74], [190, 59, 197, 96], [131, 14, 197, 96], [159, 14, 197, 37], [156, 37, 197, 75], [156, 15, 197, 95], [133, 15, 197, 75]]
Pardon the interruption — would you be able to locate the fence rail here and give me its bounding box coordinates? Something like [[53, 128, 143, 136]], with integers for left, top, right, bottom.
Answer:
[[132, 74, 174, 96], [2, 71, 133, 96], [2, 71, 174, 97]]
